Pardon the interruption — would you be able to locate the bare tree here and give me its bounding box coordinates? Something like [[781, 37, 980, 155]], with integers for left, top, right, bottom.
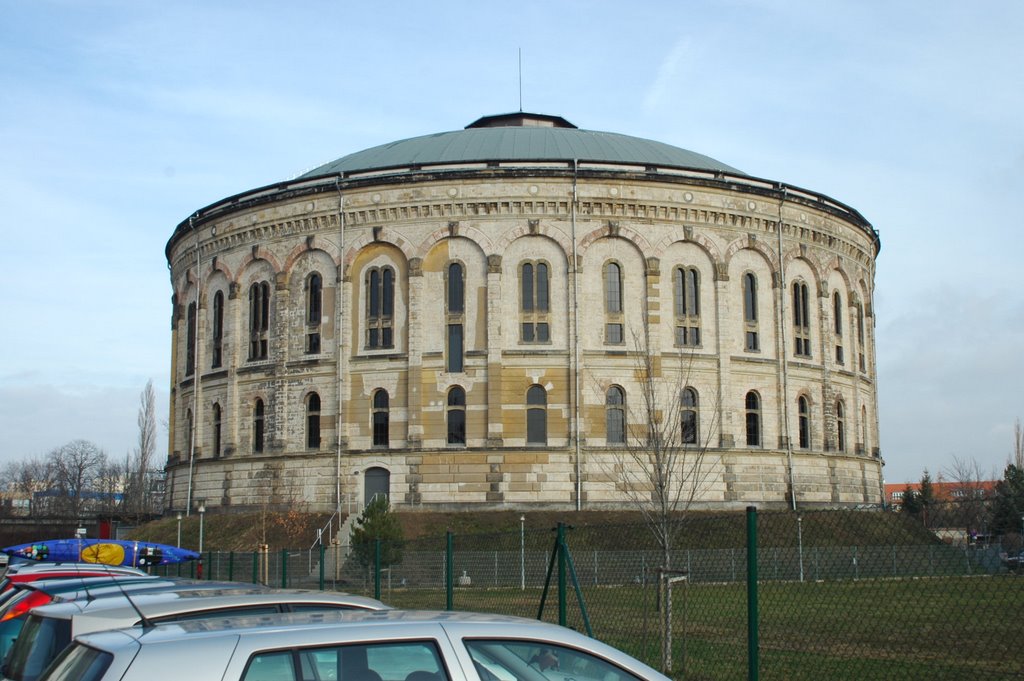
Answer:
[[598, 323, 721, 674], [942, 456, 990, 541], [47, 440, 106, 520], [0, 456, 53, 516], [125, 380, 158, 516]]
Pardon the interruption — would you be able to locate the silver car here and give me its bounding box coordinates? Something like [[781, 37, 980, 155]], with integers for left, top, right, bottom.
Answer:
[[40, 610, 668, 681], [5, 589, 389, 681]]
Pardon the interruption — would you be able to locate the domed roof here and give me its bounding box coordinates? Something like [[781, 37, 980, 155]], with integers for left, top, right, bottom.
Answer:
[[299, 113, 744, 178]]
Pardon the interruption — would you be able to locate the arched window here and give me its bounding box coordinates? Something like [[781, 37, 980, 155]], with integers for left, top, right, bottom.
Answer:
[[681, 387, 699, 445], [606, 386, 625, 444], [674, 267, 701, 347], [856, 302, 866, 372], [743, 273, 759, 351], [366, 266, 395, 349], [211, 291, 224, 369], [253, 399, 265, 453], [526, 385, 547, 445], [745, 391, 761, 447], [447, 386, 466, 445], [836, 400, 846, 452], [862, 405, 869, 455], [447, 262, 464, 373], [833, 291, 844, 365], [372, 390, 390, 447], [185, 301, 197, 376], [604, 262, 623, 344], [793, 281, 812, 357], [306, 392, 321, 450], [212, 403, 222, 458], [248, 281, 270, 360], [520, 261, 550, 343], [797, 396, 810, 449], [306, 272, 323, 354]]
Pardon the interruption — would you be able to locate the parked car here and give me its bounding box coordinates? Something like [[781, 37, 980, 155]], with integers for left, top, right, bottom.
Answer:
[[38, 610, 668, 681], [3, 589, 388, 681], [1000, 550, 1024, 571], [0, 575, 254, 661], [0, 564, 148, 601]]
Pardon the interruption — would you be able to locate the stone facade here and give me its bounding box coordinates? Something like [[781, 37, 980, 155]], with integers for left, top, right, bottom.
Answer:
[[165, 115, 882, 513]]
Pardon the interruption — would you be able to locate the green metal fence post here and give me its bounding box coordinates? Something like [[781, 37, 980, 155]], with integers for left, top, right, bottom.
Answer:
[[319, 544, 326, 591], [228, 551, 234, 582], [557, 522, 567, 628], [446, 531, 454, 610], [374, 538, 382, 601], [281, 549, 288, 588], [252, 551, 258, 584], [746, 506, 759, 681]]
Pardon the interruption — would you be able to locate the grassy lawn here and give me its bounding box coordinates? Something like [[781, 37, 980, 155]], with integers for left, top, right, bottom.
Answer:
[[381, 576, 1024, 680]]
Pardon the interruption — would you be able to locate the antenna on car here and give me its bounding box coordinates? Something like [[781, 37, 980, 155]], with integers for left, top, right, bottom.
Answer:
[[101, 559, 156, 629]]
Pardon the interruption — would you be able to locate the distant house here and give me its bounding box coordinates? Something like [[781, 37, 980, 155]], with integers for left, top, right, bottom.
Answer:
[[884, 480, 996, 510]]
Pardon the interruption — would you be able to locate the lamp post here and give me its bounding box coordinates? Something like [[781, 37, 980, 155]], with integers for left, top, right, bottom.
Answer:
[[520, 515, 526, 591], [176, 512, 183, 547], [198, 503, 206, 579]]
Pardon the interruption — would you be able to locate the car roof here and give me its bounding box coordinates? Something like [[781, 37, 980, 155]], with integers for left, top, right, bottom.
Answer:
[[30, 585, 275, 622], [5, 563, 147, 576]]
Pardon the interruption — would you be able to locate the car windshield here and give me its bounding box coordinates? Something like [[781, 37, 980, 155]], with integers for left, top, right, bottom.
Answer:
[[4, 614, 72, 681], [464, 641, 642, 681], [36, 643, 112, 681]]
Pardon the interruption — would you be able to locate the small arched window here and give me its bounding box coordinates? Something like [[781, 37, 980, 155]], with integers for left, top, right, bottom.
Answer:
[[674, 267, 701, 347], [253, 399, 265, 453], [306, 392, 321, 450], [447, 386, 466, 445], [306, 273, 323, 354], [248, 281, 270, 360], [856, 302, 866, 372], [836, 400, 846, 452], [743, 273, 759, 351], [606, 386, 625, 444], [526, 385, 547, 445], [212, 403, 222, 457], [833, 291, 844, 365], [797, 396, 811, 449], [862, 405, 869, 455], [745, 391, 761, 447], [372, 390, 390, 447], [604, 262, 623, 344], [681, 387, 699, 445], [366, 266, 395, 349], [793, 281, 811, 357], [212, 291, 224, 369]]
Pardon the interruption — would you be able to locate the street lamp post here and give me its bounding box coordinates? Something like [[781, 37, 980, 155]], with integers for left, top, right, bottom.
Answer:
[[520, 515, 525, 591], [176, 512, 182, 547], [198, 503, 206, 579]]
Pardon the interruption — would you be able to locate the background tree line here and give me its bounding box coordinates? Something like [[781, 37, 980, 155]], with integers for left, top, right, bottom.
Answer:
[[0, 380, 163, 523]]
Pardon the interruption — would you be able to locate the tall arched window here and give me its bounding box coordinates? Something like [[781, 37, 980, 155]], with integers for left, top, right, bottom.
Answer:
[[836, 400, 846, 452], [862, 405, 869, 455], [306, 392, 321, 449], [745, 391, 761, 447], [253, 399, 265, 453], [211, 291, 224, 369], [447, 386, 466, 445], [520, 261, 550, 343], [674, 266, 701, 347], [306, 272, 323, 354], [833, 291, 844, 365], [447, 262, 464, 372], [248, 281, 270, 360], [743, 273, 759, 351], [604, 261, 623, 344], [526, 385, 547, 445], [212, 403, 222, 458], [793, 281, 812, 357], [366, 266, 395, 349], [856, 302, 866, 372], [681, 387, 699, 445], [185, 301, 197, 376], [372, 390, 390, 447], [186, 408, 194, 456], [605, 386, 625, 444], [797, 396, 811, 449]]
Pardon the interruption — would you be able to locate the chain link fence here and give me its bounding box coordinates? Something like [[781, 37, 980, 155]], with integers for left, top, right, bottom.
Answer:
[[155, 505, 1024, 680]]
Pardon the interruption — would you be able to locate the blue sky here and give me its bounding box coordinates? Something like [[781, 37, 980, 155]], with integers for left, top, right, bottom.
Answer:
[[1, 0, 1021, 484]]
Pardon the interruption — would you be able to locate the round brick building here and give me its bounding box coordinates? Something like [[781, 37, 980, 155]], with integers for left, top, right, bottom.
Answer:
[[165, 113, 882, 514]]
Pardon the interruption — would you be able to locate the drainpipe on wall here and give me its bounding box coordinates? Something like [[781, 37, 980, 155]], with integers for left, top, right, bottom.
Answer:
[[572, 161, 582, 511], [776, 188, 797, 511], [186, 215, 200, 517], [335, 179, 345, 522]]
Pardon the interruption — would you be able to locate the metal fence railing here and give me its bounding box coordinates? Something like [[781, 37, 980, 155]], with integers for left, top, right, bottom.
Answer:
[[152, 505, 1024, 680]]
